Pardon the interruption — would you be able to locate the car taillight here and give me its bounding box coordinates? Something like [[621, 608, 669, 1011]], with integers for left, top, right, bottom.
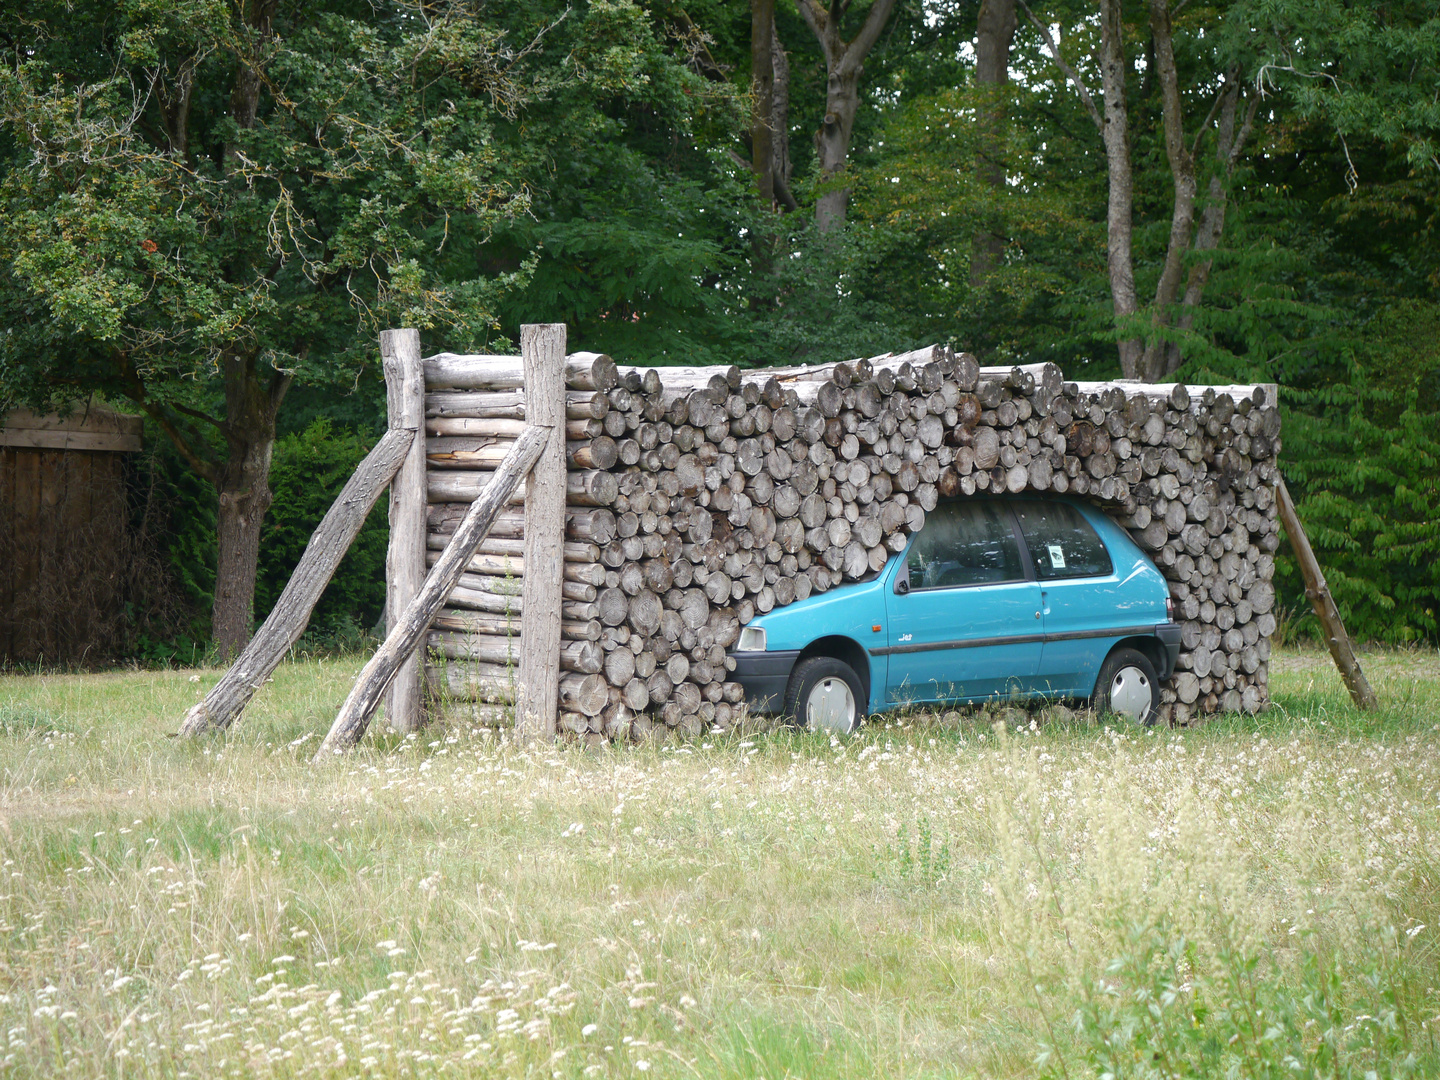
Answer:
[[1166, 596, 1174, 621]]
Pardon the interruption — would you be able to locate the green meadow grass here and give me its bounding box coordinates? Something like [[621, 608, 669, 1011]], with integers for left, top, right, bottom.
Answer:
[[0, 646, 1436, 1078]]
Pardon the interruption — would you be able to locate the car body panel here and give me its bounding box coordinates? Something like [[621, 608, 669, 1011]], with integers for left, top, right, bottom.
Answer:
[[1033, 502, 1174, 697], [880, 580, 1043, 704], [728, 496, 1176, 717], [742, 573, 892, 713]]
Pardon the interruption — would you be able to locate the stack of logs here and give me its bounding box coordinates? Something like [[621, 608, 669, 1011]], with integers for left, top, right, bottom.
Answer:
[[420, 346, 1280, 738]]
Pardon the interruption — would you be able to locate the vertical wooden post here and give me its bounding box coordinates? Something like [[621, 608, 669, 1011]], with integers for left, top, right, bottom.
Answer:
[[382, 328, 427, 733], [516, 323, 566, 741], [1274, 476, 1378, 710]]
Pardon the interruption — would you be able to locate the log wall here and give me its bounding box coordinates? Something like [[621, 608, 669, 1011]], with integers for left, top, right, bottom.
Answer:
[[417, 346, 1280, 738]]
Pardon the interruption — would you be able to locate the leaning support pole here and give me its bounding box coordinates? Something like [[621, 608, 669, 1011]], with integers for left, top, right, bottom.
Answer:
[[1274, 475, 1378, 710], [383, 328, 427, 733], [515, 323, 567, 743], [314, 424, 553, 758], [177, 427, 416, 735]]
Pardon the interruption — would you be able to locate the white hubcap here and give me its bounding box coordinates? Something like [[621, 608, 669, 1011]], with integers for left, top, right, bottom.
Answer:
[[806, 678, 856, 733], [1107, 665, 1152, 723]]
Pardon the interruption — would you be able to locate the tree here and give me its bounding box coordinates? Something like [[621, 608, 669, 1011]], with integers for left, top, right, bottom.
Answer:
[[795, 0, 901, 232], [1020, 0, 1261, 380], [972, 0, 1018, 282], [0, 0, 534, 653]]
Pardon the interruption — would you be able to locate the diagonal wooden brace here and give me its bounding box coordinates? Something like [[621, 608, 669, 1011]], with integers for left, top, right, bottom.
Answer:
[[177, 426, 416, 736], [314, 423, 554, 758]]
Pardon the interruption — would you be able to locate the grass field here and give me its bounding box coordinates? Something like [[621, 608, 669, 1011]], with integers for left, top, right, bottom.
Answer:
[[0, 647, 1437, 1078]]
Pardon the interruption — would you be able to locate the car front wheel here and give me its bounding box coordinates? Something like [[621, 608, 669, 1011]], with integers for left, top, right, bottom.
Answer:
[[784, 657, 864, 735], [1091, 647, 1161, 726]]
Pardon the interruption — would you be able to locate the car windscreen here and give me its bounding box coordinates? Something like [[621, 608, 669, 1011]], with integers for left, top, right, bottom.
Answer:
[[1010, 499, 1113, 580], [905, 500, 1025, 589]]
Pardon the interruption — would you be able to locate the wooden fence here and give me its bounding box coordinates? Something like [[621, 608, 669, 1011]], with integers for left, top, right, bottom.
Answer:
[[0, 402, 142, 664]]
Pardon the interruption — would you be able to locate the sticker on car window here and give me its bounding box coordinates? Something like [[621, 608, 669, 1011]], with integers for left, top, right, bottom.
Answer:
[[1047, 544, 1065, 569]]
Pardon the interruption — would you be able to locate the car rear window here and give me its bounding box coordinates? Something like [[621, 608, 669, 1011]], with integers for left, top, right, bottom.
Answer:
[[1011, 500, 1113, 580], [905, 500, 1025, 589]]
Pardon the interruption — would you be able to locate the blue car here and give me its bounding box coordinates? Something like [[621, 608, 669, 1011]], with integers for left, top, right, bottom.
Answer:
[[728, 496, 1181, 732]]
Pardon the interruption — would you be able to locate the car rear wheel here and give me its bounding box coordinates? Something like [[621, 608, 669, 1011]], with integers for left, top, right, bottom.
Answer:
[[1092, 647, 1160, 726], [784, 657, 864, 735]]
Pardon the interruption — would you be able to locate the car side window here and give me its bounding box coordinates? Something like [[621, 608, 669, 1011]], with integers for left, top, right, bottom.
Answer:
[[904, 500, 1025, 590], [1011, 500, 1113, 580]]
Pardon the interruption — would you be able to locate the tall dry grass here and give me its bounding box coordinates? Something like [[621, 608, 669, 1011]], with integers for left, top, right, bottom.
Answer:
[[0, 647, 1436, 1077]]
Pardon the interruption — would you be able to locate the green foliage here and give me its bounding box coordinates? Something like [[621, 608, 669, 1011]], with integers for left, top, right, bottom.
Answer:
[[1239, 0, 1440, 176], [256, 419, 389, 636], [121, 417, 388, 652], [1279, 301, 1440, 643], [1042, 916, 1435, 1079], [0, 0, 535, 408], [877, 815, 953, 887]]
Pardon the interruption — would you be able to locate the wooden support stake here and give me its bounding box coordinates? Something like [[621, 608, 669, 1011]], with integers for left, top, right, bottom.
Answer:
[[1275, 475, 1378, 710], [177, 427, 415, 735], [516, 323, 567, 742], [315, 424, 553, 758], [383, 328, 427, 733]]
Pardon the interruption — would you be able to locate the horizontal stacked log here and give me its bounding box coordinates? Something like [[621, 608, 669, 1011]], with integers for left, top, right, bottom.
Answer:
[[421, 346, 1279, 737]]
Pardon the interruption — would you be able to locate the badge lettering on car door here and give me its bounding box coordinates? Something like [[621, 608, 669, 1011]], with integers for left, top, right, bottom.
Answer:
[[898, 633, 912, 642]]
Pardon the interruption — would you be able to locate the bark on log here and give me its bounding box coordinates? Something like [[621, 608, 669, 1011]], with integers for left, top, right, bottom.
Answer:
[[383, 329, 428, 734], [1274, 476, 1376, 710], [516, 324, 569, 743], [315, 423, 552, 757], [177, 426, 416, 736], [423, 351, 617, 392]]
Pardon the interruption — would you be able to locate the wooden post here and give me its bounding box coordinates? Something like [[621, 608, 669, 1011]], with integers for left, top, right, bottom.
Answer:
[[515, 323, 567, 741], [178, 427, 416, 735], [315, 424, 553, 758], [383, 329, 427, 733], [1275, 475, 1378, 710]]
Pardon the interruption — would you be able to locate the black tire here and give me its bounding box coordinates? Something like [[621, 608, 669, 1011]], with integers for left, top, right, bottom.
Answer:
[[1091, 647, 1161, 726], [783, 656, 864, 735]]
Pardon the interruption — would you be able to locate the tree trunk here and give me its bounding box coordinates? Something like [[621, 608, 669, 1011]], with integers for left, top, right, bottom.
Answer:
[[771, 21, 793, 200], [1097, 0, 1142, 377], [211, 0, 286, 656], [1137, 0, 1197, 382], [752, 0, 777, 207], [211, 351, 290, 657], [972, 0, 1017, 283], [814, 62, 862, 233], [797, 0, 900, 234], [1163, 75, 1258, 375]]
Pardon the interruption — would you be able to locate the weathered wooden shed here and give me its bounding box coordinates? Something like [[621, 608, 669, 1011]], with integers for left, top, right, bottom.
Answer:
[[0, 401, 142, 664]]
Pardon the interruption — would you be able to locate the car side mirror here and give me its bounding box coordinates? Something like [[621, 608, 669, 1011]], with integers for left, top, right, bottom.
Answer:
[[894, 575, 910, 595]]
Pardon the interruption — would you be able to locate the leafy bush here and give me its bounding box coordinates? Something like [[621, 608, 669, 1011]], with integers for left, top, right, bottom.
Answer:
[[1279, 300, 1440, 643], [123, 417, 387, 657], [255, 419, 388, 637]]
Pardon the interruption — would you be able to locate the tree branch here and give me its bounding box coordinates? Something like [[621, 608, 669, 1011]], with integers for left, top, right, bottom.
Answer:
[[841, 0, 900, 76], [268, 368, 294, 412], [169, 401, 225, 429], [1017, 0, 1102, 132], [1229, 93, 1260, 166], [795, 0, 831, 61], [140, 401, 221, 485], [1189, 75, 1232, 161]]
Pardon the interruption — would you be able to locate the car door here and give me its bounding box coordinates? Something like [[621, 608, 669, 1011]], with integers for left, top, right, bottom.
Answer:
[[1010, 499, 1128, 696], [881, 499, 1043, 705]]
